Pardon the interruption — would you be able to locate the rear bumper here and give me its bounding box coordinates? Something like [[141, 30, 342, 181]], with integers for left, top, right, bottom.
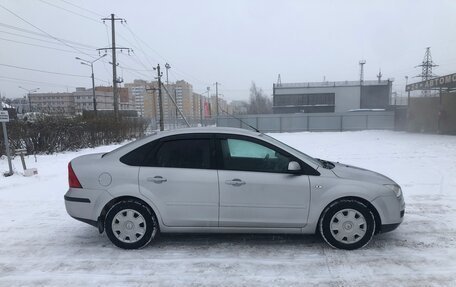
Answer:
[[64, 188, 113, 225], [69, 215, 98, 227]]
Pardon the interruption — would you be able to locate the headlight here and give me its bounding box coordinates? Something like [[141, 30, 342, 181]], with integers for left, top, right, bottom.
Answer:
[[384, 184, 402, 198]]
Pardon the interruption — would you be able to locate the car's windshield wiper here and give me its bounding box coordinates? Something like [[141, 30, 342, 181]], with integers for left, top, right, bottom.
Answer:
[[317, 158, 335, 169]]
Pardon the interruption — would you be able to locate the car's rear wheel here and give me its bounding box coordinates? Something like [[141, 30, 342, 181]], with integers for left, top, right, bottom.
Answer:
[[105, 200, 158, 249], [319, 199, 375, 250]]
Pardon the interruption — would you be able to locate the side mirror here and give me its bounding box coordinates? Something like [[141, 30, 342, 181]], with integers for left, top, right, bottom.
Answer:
[[288, 161, 301, 172]]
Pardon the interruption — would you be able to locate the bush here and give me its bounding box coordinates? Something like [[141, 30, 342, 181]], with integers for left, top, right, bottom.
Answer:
[[0, 116, 148, 155]]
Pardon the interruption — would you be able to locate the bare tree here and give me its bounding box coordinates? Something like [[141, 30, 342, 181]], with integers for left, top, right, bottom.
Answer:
[[248, 82, 272, 114]]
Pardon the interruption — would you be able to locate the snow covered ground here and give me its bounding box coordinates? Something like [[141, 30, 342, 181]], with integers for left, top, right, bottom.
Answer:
[[0, 130, 455, 286]]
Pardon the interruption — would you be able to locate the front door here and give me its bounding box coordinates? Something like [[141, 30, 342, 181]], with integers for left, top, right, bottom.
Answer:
[[217, 136, 311, 228]]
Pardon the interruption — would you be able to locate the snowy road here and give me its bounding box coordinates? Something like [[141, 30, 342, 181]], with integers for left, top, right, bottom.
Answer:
[[1, 131, 455, 286]]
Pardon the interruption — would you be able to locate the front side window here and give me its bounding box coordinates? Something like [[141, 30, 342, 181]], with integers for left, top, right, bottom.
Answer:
[[220, 138, 291, 173], [226, 139, 276, 159], [155, 139, 211, 169]]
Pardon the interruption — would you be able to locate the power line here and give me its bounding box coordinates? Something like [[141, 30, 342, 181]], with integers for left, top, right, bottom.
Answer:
[[128, 52, 151, 71], [103, 22, 111, 47], [122, 22, 210, 86], [0, 22, 98, 49], [115, 31, 154, 71], [38, 0, 101, 24], [122, 23, 157, 68], [0, 3, 96, 59], [57, 0, 105, 17], [0, 31, 94, 51], [0, 37, 88, 54], [99, 51, 150, 83], [117, 64, 150, 80], [0, 63, 90, 78], [1, 63, 109, 84], [0, 76, 80, 89]]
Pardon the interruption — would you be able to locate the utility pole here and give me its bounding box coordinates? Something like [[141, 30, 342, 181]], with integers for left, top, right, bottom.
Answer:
[[359, 60, 366, 107], [75, 54, 107, 116], [165, 63, 171, 85], [214, 82, 220, 126], [110, 14, 118, 119], [99, 14, 130, 120], [199, 93, 203, 127], [155, 64, 164, 131], [405, 76, 410, 106], [174, 88, 178, 128]]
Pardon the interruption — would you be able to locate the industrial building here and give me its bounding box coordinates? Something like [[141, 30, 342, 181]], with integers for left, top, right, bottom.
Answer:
[[273, 80, 392, 114]]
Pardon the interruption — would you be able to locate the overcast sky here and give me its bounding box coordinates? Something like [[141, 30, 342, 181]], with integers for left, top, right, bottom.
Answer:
[[1, 0, 456, 102]]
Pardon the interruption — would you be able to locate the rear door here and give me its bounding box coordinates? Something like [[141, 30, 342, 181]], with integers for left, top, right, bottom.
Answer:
[[138, 134, 219, 227], [216, 135, 312, 228]]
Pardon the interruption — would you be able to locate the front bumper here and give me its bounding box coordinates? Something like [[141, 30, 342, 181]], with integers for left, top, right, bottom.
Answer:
[[371, 195, 405, 230]]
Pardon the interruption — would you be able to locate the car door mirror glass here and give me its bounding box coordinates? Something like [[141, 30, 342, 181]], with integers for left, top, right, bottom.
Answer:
[[288, 161, 301, 172]]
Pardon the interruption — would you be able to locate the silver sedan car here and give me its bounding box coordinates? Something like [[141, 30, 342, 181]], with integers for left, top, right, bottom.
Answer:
[[64, 127, 405, 250]]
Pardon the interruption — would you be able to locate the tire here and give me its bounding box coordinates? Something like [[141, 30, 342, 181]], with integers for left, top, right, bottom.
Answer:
[[105, 200, 158, 249], [319, 199, 375, 250]]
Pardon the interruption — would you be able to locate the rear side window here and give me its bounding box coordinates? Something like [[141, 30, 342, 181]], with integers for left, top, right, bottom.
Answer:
[[120, 142, 157, 166], [155, 139, 211, 169]]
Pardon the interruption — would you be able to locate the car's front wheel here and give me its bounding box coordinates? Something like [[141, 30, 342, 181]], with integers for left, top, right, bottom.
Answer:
[[319, 199, 375, 250], [105, 200, 158, 249]]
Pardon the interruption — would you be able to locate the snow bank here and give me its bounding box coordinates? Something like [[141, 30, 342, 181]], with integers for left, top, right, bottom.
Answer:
[[0, 131, 455, 286]]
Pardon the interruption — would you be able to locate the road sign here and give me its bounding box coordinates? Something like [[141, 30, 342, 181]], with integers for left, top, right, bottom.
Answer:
[[0, 110, 9, 122]]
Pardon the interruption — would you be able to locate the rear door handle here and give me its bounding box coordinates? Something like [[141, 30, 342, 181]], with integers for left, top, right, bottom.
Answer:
[[147, 176, 167, 184], [225, 178, 246, 186]]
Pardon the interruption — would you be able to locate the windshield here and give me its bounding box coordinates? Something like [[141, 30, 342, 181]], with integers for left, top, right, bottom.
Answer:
[[260, 133, 321, 167]]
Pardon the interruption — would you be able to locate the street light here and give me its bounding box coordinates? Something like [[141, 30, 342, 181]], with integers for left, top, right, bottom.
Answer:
[[75, 54, 107, 115], [164, 62, 171, 85], [18, 86, 39, 113]]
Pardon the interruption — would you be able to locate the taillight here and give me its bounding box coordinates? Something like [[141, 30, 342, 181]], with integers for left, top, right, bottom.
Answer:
[[68, 162, 82, 188]]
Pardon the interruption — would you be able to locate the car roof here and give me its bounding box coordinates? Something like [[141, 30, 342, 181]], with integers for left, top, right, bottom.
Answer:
[[152, 127, 261, 137]]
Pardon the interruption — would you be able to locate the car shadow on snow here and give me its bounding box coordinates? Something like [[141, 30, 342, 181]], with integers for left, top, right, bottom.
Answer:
[[153, 233, 323, 248], [69, 225, 406, 251]]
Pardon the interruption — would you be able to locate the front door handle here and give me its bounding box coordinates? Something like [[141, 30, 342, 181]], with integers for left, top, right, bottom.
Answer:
[[147, 176, 167, 184], [225, 178, 246, 186]]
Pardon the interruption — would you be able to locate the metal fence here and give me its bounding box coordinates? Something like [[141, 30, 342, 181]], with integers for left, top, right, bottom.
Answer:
[[216, 111, 395, 132]]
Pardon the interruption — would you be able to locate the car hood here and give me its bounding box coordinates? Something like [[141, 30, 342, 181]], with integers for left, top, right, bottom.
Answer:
[[330, 162, 396, 185]]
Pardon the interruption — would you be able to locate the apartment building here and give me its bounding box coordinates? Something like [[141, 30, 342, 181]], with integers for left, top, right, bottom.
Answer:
[[209, 95, 228, 117], [73, 87, 113, 114], [143, 80, 206, 122], [124, 80, 147, 117], [29, 92, 74, 114], [28, 86, 134, 115]]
